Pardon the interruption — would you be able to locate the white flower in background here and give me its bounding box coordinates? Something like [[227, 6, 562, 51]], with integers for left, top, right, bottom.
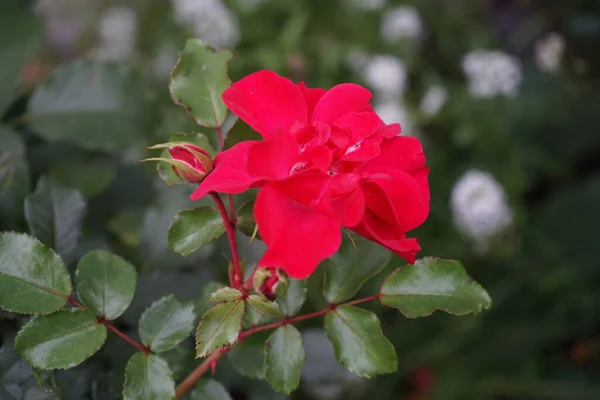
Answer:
[[362, 55, 407, 96], [172, 0, 240, 49], [35, 0, 92, 56], [346, 0, 386, 11], [535, 32, 565, 73], [381, 6, 423, 42], [450, 170, 513, 251], [461, 50, 522, 98], [374, 101, 413, 136], [420, 85, 448, 117], [93, 6, 137, 62], [153, 47, 179, 79]]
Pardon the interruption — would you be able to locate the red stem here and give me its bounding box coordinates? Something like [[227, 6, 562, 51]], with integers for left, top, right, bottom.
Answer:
[[210, 192, 243, 289], [66, 296, 150, 355], [176, 294, 382, 396]]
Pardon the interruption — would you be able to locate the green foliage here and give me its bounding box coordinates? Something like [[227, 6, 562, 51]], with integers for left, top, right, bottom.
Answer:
[[207, 287, 243, 303], [0, 233, 71, 314], [123, 353, 175, 400], [223, 119, 262, 149], [189, 379, 233, 400], [139, 295, 196, 353], [75, 250, 137, 320], [169, 39, 233, 128], [168, 207, 225, 256], [247, 295, 283, 318], [15, 309, 107, 370], [323, 237, 391, 303], [227, 331, 269, 379], [380, 258, 492, 318], [195, 300, 245, 358], [278, 278, 307, 317], [264, 325, 304, 394], [0, 127, 30, 226], [0, 0, 42, 115], [24, 177, 86, 264], [27, 61, 150, 150], [325, 305, 397, 378], [236, 200, 257, 237]]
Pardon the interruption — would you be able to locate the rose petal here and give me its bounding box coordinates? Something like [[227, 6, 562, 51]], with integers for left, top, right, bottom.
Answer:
[[312, 83, 372, 124], [298, 82, 326, 119], [255, 185, 341, 279], [222, 70, 308, 139], [362, 167, 429, 232], [333, 111, 381, 143], [352, 210, 421, 263], [362, 136, 426, 173], [247, 131, 299, 180], [190, 141, 260, 199]]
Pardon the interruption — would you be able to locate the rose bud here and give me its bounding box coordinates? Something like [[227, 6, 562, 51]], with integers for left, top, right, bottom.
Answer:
[[145, 142, 213, 183], [252, 267, 289, 301]]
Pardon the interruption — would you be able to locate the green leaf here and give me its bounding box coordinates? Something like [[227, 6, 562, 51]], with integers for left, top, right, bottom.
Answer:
[[324, 305, 397, 377], [195, 281, 226, 318], [168, 207, 226, 256], [223, 119, 261, 150], [278, 279, 307, 317], [24, 177, 86, 264], [123, 353, 175, 400], [208, 287, 243, 303], [51, 159, 116, 198], [170, 39, 232, 128], [247, 295, 283, 318], [242, 305, 273, 330], [0, 0, 43, 115], [195, 300, 245, 358], [227, 331, 269, 379], [0, 232, 71, 314], [27, 61, 150, 150], [379, 258, 492, 318], [0, 150, 14, 195], [236, 201, 259, 238], [190, 379, 233, 400], [75, 250, 137, 320], [0, 127, 30, 227], [156, 133, 216, 186], [323, 237, 391, 303], [139, 295, 196, 353], [264, 325, 304, 394], [15, 309, 107, 370]]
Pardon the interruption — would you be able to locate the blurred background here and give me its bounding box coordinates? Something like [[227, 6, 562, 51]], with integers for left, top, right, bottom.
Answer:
[[1, 0, 600, 399]]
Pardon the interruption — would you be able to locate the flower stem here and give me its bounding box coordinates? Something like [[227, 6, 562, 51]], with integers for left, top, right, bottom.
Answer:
[[175, 351, 223, 399], [217, 126, 224, 150], [66, 296, 150, 355], [210, 192, 243, 289], [175, 294, 382, 396]]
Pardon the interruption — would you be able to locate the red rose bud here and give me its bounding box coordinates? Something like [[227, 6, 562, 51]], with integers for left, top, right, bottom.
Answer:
[[167, 144, 213, 183], [252, 267, 289, 301], [145, 142, 213, 183]]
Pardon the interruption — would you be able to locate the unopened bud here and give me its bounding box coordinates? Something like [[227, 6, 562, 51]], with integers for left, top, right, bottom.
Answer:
[[144, 142, 213, 183], [252, 267, 289, 301]]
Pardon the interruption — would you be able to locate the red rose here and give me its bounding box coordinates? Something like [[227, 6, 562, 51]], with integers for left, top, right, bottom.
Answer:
[[192, 70, 429, 278]]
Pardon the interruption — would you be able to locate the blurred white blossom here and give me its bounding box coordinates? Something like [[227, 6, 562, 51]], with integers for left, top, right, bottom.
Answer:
[[172, 0, 240, 49], [450, 170, 513, 252], [346, 0, 386, 11], [420, 85, 448, 117], [362, 55, 407, 96], [35, 0, 92, 56], [153, 47, 179, 79], [535, 32, 565, 73], [374, 101, 413, 136], [381, 6, 423, 42], [461, 50, 522, 98], [93, 6, 137, 62]]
